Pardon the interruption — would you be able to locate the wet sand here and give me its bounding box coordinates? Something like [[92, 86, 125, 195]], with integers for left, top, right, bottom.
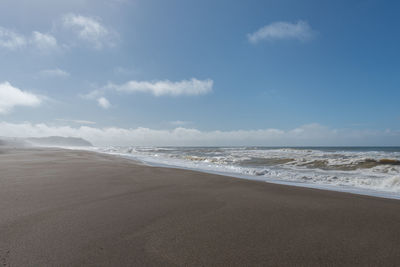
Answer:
[[1, 148, 400, 266]]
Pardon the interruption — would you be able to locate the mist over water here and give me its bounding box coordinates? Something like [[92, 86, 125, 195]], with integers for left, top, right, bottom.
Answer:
[[93, 146, 400, 198]]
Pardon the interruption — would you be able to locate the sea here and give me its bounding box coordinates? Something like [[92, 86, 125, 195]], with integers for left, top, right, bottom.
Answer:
[[89, 146, 400, 199]]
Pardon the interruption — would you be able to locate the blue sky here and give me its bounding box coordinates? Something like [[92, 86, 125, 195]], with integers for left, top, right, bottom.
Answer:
[[0, 0, 399, 146]]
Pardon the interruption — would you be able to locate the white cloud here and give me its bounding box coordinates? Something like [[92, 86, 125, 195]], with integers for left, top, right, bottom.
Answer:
[[106, 78, 213, 96], [0, 122, 398, 146], [39, 68, 70, 78], [97, 97, 111, 109], [82, 78, 212, 108], [62, 13, 116, 49], [0, 82, 42, 114], [0, 26, 27, 49], [248, 20, 314, 43], [31, 31, 58, 50]]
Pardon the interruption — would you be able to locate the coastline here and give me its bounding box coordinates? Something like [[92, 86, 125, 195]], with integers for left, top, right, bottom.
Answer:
[[92, 147, 400, 201], [1, 147, 400, 266]]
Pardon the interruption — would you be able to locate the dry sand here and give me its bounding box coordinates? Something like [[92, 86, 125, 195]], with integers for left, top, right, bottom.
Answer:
[[1, 148, 400, 266]]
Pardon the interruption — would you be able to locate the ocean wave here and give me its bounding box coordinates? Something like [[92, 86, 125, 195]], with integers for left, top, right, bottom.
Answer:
[[91, 146, 400, 196]]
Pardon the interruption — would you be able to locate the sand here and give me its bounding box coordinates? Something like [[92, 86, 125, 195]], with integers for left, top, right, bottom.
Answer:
[[1, 148, 400, 266]]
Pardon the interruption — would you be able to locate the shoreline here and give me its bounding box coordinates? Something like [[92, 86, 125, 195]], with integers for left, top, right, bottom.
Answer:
[[87, 147, 400, 201], [2, 147, 400, 266]]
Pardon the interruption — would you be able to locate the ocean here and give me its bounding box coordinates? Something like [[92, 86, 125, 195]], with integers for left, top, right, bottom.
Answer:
[[90, 146, 400, 199]]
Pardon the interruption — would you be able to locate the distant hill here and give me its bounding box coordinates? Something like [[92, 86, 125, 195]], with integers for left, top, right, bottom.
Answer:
[[0, 138, 29, 147], [26, 136, 93, 147]]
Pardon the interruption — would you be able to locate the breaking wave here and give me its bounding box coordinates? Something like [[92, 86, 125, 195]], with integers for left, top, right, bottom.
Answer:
[[91, 146, 400, 198]]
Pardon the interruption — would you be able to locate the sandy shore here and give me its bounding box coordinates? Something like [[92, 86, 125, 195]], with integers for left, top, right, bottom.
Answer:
[[1, 148, 400, 266]]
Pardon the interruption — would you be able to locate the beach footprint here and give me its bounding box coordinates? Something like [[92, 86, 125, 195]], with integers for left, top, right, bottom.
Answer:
[[0, 249, 10, 267]]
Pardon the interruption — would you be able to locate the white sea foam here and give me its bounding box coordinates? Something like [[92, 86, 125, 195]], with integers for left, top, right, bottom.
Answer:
[[87, 146, 400, 199]]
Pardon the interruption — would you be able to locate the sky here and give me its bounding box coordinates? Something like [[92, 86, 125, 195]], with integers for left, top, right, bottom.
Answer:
[[0, 0, 399, 146]]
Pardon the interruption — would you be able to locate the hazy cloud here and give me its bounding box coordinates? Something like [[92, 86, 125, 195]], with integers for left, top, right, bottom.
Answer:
[[39, 68, 70, 78], [62, 13, 117, 49], [0, 82, 42, 114], [0, 13, 116, 52], [0, 122, 398, 146], [169, 120, 192, 126], [248, 20, 314, 43], [0, 27, 59, 51], [0, 26, 27, 49], [31, 31, 58, 50], [55, 119, 96, 125], [113, 66, 138, 76]]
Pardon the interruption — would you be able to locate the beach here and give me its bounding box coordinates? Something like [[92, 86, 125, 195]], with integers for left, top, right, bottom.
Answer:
[[1, 148, 400, 266]]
